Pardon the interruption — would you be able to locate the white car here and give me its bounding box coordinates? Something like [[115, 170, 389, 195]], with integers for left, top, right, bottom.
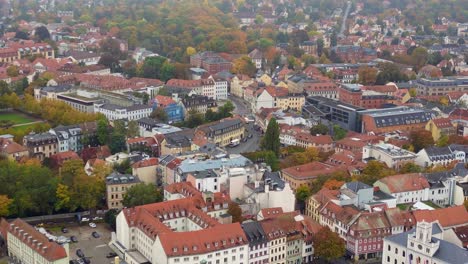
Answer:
[[81, 217, 89, 222], [89, 222, 97, 228]]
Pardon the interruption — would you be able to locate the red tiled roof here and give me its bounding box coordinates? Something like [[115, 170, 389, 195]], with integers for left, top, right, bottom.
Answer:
[[362, 84, 398, 94], [453, 225, 468, 247], [384, 208, 415, 228], [349, 211, 391, 232], [259, 207, 284, 219], [312, 187, 340, 206], [159, 223, 247, 257], [265, 86, 289, 97], [376, 173, 429, 193], [431, 118, 454, 129], [320, 202, 359, 225], [412, 206, 468, 228], [3, 218, 68, 261], [166, 158, 182, 170], [282, 161, 343, 180], [0, 138, 27, 154], [295, 133, 333, 145], [154, 95, 175, 107], [132, 158, 158, 168]]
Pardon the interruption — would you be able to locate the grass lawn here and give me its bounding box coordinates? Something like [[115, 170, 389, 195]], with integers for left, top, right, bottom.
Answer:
[[0, 112, 35, 125], [11, 123, 39, 133]]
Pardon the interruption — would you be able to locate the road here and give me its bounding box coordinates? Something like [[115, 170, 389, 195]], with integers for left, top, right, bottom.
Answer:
[[338, 1, 352, 37], [226, 95, 262, 154], [229, 95, 251, 116]]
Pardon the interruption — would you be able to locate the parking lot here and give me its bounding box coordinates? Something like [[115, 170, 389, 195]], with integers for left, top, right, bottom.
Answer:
[[48, 223, 116, 264]]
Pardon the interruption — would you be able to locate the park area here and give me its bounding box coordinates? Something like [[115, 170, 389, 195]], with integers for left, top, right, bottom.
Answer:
[[0, 110, 45, 133]]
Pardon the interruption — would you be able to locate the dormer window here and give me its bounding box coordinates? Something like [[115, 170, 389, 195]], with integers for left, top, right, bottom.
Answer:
[[173, 247, 177, 252], [184, 247, 188, 252]]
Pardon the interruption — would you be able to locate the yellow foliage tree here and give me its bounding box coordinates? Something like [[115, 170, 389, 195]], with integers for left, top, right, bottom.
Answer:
[[186, 46, 197, 56], [0, 195, 12, 217]]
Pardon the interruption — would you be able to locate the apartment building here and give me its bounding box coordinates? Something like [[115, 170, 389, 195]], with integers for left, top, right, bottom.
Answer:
[[1, 218, 69, 264], [23, 132, 58, 161], [181, 94, 217, 119], [415, 77, 468, 96], [106, 172, 140, 210], [113, 198, 248, 264], [195, 117, 246, 147]]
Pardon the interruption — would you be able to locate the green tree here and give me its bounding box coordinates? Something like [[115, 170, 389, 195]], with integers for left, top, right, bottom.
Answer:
[[410, 47, 429, 71], [332, 125, 347, 140], [185, 109, 205, 128], [376, 62, 408, 84], [122, 183, 162, 207], [34, 26, 50, 41], [358, 66, 378, 85], [400, 163, 422, 173], [261, 118, 280, 157], [97, 119, 109, 145], [310, 124, 329, 135], [313, 227, 346, 261], [295, 185, 311, 202], [264, 151, 280, 171], [317, 38, 324, 56], [127, 120, 139, 138], [330, 31, 337, 47], [104, 209, 119, 230], [227, 202, 243, 223]]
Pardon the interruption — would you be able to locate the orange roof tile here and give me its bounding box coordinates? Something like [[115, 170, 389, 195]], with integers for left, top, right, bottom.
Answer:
[[376, 173, 430, 193], [282, 161, 344, 180], [132, 158, 158, 168], [431, 118, 454, 129], [412, 206, 468, 228], [4, 218, 68, 261]]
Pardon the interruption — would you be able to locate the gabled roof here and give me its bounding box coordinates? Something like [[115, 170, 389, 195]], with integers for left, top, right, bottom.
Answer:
[[412, 206, 468, 228], [3, 218, 68, 261], [132, 158, 158, 168], [375, 173, 430, 193], [431, 118, 454, 129]]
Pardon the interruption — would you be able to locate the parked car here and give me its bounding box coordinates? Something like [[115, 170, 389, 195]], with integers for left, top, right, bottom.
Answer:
[[70, 236, 78, 243], [76, 249, 84, 258], [61, 227, 68, 233], [80, 217, 89, 222], [248, 134, 253, 139], [89, 222, 96, 228], [81, 258, 90, 264], [92, 216, 103, 221], [92, 231, 100, 238], [106, 252, 117, 258]]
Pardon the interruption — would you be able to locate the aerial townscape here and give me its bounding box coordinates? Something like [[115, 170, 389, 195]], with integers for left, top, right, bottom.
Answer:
[[0, 0, 467, 263]]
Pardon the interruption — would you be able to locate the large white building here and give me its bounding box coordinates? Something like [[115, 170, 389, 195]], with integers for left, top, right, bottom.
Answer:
[[415, 145, 467, 168], [362, 143, 417, 170], [113, 197, 249, 264], [94, 104, 152, 121], [1, 218, 69, 264], [374, 173, 430, 205], [210, 76, 228, 100], [383, 221, 468, 264]]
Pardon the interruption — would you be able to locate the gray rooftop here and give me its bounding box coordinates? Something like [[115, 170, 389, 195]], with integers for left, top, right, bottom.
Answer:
[[241, 222, 268, 245], [178, 155, 252, 174], [106, 172, 140, 185]]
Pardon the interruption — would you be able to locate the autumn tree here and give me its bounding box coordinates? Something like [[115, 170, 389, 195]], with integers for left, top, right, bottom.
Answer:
[[358, 66, 378, 85], [323, 179, 345, 190], [0, 195, 12, 217], [376, 62, 408, 84], [226, 202, 242, 223], [127, 120, 139, 138], [410, 130, 435, 152], [34, 26, 50, 41], [261, 117, 280, 157], [122, 183, 163, 207], [313, 227, 346, 261], [6, 66, 19, 77], [232, 56, 256, 76], [359, 160, 396, 185]]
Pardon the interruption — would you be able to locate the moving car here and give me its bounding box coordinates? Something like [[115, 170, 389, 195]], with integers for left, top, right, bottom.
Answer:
[[70, 236, 78, 243], [76, 249, 84, 258], [89, 222, 96, 228]]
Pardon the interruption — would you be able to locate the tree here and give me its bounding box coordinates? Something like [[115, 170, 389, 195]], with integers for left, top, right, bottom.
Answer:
[[410, 47, 429, 71], [400, 163, 422, 173], [313, 227, 346, 261], [310, 124, 329, 135], [323, 179, 345, 190], [122, 183, 162, 207], [264, 151, 280, 171], [359, 160, 396, 185], [15, 30, 29, 40], [410, 130, 434, 152], [376, 62, 408, 84], [185, 110, 205, 128], [261, 118, 280, 157], [97, 119, 109, 145], [6, 66, 19, 77], [232, 56, 256, 76], [104, 209, 118, 230], [0, 195, 12, 217], [34, 26, 50, 41], [295, 185, 311, 202], [150, 108, 169, 122], [317, 38, 324, 56], [332, 125, 347, 140], [330, 31, 337, 47], [127, 120, 139, 138], [358, 66, 378, 85], [98, 53, 119, 70], [227, 202, 243, 223], [186, 46, 197, 56]]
